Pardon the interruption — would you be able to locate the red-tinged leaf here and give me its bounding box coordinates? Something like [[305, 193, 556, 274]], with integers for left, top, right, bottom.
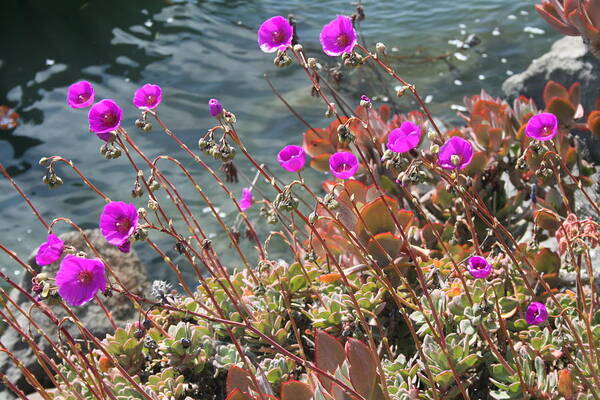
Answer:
[[227, 366, 256, 395], [281, 380, 313, 400], [310, 154, 332, 172], [315, 330, 346, 391], [226, 389, 255, 400], [462, 151, 489, 177], [534, 209, 561, 234], [379, 104, 391, 122], [396, 210, 414, 230], [535, 4, 579, 35], [366, 232, 403, 267], [533, 248, 561, 274], [543, 81, 570, 106], [355, 197, 399, 243], [546, 97, 576, 123], [305, 138, 335, 158], [588, 110, 600, 138], [568, 82, 581, 107], [345, 338, 378, 399], [558, 369, 574, 398]]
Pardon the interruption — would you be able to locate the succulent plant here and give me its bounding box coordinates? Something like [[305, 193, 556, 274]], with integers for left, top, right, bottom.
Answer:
[[535, 0, 600, 60]]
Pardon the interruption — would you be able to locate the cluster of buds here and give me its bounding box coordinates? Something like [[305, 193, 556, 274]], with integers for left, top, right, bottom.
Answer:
[[323, 191, 339, 210], [341, 51, 364, 67], [131, 174, 145, 198], [274, 50, 292, 68], [396, 163, 427, 186], [134, 112, 153, 132], [337, 123, 355, 144], [198, 133, 236, 162], [100, 142, 122, 159], [381, 149, 409, 170], [274, 188, 299, 212], [536, 160, 554, 178], [260, 205, 279, 224], [42, 166, 63, 189], [556, 213, 599, 255]]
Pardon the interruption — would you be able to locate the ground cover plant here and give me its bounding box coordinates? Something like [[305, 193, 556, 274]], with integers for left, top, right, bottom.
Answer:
[[1, 2, 600, 399]]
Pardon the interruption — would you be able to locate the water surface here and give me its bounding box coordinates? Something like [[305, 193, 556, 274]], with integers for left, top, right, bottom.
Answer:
[[0, 0, 559, 281]]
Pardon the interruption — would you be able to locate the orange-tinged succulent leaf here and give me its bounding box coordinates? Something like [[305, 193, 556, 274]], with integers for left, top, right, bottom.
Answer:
[[0, 106, 19, 130], [463, 152, 489, 177], [345, 338, 378, 399], [533, 248, 561, 274], [366, 232, 403, 267], [534, 209, 561, 234], [396, 210, 414, 230], [535, 3, 580, 35], [356, 197, 398, 243], [310, 154, 332, 172], [546, 97, 576, 122], [281, 380, 313, 400], [558, 369, 574, 398], [226, 389, 255, 400], [318, 273, 342, 284], [543, 81, 570, 106], [315, 330, 346, 391], [588, 110, 600, 137], [568, 82, 581, 107], [227, 366, 256, 395]]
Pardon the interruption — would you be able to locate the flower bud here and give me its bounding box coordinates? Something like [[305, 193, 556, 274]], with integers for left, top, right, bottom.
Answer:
[[208, 98, 223, 118], [375, 42, 386, 54], [359, 95, 372, 108], [430, 144, 439, 154], [292, 44, 303, 52], [307, 58, 318, 69]]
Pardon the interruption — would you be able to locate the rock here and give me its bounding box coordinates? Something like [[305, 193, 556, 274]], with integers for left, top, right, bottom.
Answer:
[[502, 36, 600, 162], [0, 229, 150, 398]]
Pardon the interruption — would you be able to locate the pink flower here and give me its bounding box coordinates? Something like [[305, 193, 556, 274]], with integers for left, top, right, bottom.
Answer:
[[208, 99, 223, 117], [99, 201, 139, 247], [320, 16, 357, 56], [329, 151, 358, 179], [466, 256, 492, 279], [240, 188, 253, 211], [132, 84, 162, 110], [525, 302, 548, 325], [437, 136, 474, 170], [55, 255, 106, 306], [387, 121, 422, 153], [525, 112, 558, 141], [67, 81, 95, 109], [278, 145, 306, 172], [258, 16, 294, 53], [35, 234, 64, 266], [88, 99, 123, 140]]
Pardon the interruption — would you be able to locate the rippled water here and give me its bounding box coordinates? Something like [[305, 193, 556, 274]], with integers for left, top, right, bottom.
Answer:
[[0, 0, 559, 280]]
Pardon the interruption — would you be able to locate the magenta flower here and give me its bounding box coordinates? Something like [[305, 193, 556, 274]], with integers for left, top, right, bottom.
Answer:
[[208, 99, 223, 117], [132, 83, 162, 110], [55, 255, 106, 306], [437, 136, 474, 170], [320, 16, 357, 56], [88, 99, 123, 140], [240, 188, 253, 211], [525, 302, 548, 325], [118, 241, 131, 254], [67, 81, 95, 109], [387, 121, 422, 153], [99, 201, 139, 247], [525, 112, 558, 141], [35, 234, 65, 266], [258, 16, 294, 53], [278, 145, 306, 172], [466, 256, 492, 279], [329, 151, 358, 179]]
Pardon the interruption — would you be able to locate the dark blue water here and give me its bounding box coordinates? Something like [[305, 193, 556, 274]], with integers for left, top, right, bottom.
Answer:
[[0, 0, 559, 280]]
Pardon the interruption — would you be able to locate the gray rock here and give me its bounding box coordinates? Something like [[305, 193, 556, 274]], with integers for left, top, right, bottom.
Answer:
[[0, 229, 150, 398], [502, 36, 600, 162]]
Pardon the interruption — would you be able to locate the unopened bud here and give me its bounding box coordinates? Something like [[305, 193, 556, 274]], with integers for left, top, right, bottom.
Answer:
[[375, 42, 386, 54], [292, 44, 303, 52]]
